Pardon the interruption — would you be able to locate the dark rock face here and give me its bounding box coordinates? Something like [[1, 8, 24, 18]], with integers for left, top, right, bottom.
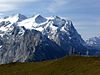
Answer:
[[35, 15, 47, 24], [15, 14, 27, 22], [43, 19, 86, 55]]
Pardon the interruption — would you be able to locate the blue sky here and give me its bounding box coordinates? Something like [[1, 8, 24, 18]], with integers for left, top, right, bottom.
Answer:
[[0, 0, 100, 40]]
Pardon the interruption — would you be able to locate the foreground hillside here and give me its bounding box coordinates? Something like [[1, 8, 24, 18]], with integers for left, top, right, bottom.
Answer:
[[0, 56, 100, 75]]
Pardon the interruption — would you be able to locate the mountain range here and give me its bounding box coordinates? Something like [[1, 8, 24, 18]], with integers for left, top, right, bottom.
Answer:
[[86, 37, 100, 51], [0, 13, 99, 64]]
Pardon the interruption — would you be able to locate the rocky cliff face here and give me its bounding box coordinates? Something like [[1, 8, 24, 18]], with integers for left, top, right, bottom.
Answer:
[[0, 14, 87, 64], [0, 26, 66, 64]]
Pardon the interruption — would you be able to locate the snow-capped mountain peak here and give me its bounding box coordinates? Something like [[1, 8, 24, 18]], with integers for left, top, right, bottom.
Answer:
[[17, 15, 74, 34], [13, 13, 27, 22], [0, 14, 27, 33], [0, 13, 27, 24], [86, 36, 100, 50], [18, 14, 48, 30]]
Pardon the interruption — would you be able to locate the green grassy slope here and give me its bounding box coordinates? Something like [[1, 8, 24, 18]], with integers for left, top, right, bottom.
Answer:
[[0, 56, 100, 75]]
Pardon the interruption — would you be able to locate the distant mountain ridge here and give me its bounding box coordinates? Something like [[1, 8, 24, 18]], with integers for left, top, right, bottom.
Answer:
[[86, 36, 100, 50], [0, 13, 96, 64]]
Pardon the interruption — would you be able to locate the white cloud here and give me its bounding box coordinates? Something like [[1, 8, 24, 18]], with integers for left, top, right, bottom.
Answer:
[[0, 0, 39, 12], [0, 4, 16, 12], [48, 0, 68, 13]]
